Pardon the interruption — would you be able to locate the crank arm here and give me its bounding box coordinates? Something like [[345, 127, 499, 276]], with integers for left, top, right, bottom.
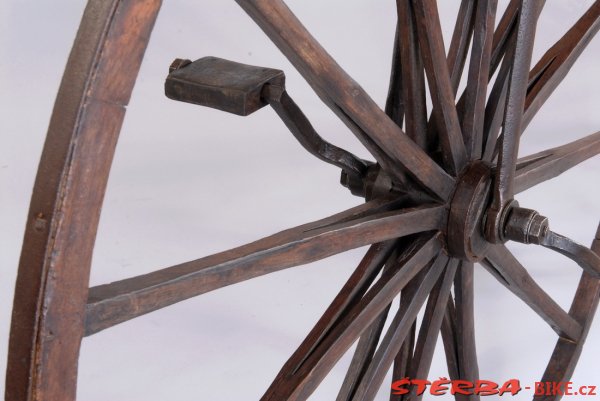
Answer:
[[164, 56, 367, 178], [503, 204, 600, 278], [540, 230, 600, 279]]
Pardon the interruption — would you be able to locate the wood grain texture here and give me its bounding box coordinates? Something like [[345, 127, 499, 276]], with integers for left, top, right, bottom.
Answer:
[[235, 0, 455, 199], [261, 234, 443, 401], [461, 0, 498, 160], [523, 1, 600, 131], [404, 259, 458, 401], [534, 224, 600, 401], [350, 255, 449, 401], [482, 245, 583, 341], [272, 241, 396, 388], [5, 1, 161, 400], [85, 203, 446, 335], [395, 0, 428, 151], [487, 0, 539, 242], [412, 0, 467, 175], [454, 262, 480, 401], [514, 131, 600, 193]]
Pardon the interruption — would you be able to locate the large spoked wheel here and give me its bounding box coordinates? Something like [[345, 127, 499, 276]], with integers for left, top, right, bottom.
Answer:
[[6, 1, 600, 400]]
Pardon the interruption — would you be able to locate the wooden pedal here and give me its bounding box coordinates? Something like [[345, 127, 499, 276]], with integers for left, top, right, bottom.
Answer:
[[165, 56, 285, 116]]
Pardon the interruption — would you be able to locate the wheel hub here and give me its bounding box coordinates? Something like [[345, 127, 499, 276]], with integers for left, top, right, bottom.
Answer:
[[447, 161, 493, 261]]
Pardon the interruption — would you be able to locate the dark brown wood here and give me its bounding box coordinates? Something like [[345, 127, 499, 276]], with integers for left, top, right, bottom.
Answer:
[[487, 1, 597, 160], [514, 130, 600, 193], [486, 0, 539, 243], [454, 262, 480, 401], [165, 56, 284, 116], [523, 1, 600, 131], [482, 32, 516, 162], [404, 259, 459, 401], [337, 305, 391, 401], [446, 0, 477, 95], [5, 1, 161, 400], [534, 224, 600, 401], [85, 203, 446, 335], [461, 0, 498, 160], [261, 234, 442, 401], [8, 1, 600, 400], [271, 241, 397, 387], [396, 0, 428, 150], [482, 245, 583, 341], [350, 254, 449, 401], [440, 298, 463, 385], [388, 268, 424, 401], [490, 0, 519, 73], [411, 0, 467, 175], [235, 0, 455, 200], [385, 24, 405, 129]]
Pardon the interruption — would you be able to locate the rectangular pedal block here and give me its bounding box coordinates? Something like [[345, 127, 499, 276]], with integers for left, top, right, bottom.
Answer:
[[165, 56, 285, 116]]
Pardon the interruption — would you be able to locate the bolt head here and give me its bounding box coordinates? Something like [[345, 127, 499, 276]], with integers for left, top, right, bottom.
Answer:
[[169, 58, 192, 74]]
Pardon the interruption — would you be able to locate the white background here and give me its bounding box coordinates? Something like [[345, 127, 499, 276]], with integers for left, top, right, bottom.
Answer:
[[1, 1, 599, 400]]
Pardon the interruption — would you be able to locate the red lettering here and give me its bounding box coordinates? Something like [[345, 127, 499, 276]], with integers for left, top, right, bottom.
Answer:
[[474, 380, 499, 396], [588, 385, 597, 396], [498, 379, 522, 396], [391, 378, 411, 395], [430, 378, 450, 396], [534, 382, 545, 396], [451, 380, 474, 395], [551, 382, 564, 396], [412, 379, 431, 395], [564, 382, 573, 395]]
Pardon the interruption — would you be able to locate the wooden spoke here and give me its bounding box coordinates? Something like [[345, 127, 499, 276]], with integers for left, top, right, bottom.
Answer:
[[487, 1, 539, 242], [454, 262, 480, 401], [349, 254, 449, 401], [482, 245, 583, 341], [260, 234, 443, 401], [514, 130, 600, 193], [389, 323, 416, 401], [489, 2, 597, 159], [285, 242, 397, 382], [10, 2, 600, 400], [447, 0, 477, 95], [337, 304, 391, 401], [490, 1, 547, 77], [404, 259, 459, 401], [5, 1, 161, 400], [455, 0, 545, 152], [482, 33, 516, 162], [523, 1, 600, 131], [425, 0, 518, 157], [534, 224, 600, 401], [85, 202, 446, 335], [396, 0, 428, 150], [461, 0, 498, 160], [411, 0, 467, 175], [490, 0, 519, 74], [440, 298, 463, 383], [385, 24, 404, 128], [388, 267, 427, 401], [235, 0, 455, 199]]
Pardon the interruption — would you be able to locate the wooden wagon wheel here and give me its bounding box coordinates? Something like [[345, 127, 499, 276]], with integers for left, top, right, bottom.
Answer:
[[5, 0, 600, 400]]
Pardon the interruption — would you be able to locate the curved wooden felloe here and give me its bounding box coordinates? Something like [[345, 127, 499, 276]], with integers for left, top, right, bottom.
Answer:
[[5, 1, 161, 400], [5, 1, 600, 401]]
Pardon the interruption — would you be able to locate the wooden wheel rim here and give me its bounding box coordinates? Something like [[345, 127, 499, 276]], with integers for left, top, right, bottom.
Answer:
[[6, 1, 600, 401]]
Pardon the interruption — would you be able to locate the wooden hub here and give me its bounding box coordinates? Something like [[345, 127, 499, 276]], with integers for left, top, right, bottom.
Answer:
[[447, 161, 493, 261]]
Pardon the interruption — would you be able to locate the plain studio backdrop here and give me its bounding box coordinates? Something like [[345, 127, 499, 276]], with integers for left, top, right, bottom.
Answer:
[[1, 1, 599, 400]]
